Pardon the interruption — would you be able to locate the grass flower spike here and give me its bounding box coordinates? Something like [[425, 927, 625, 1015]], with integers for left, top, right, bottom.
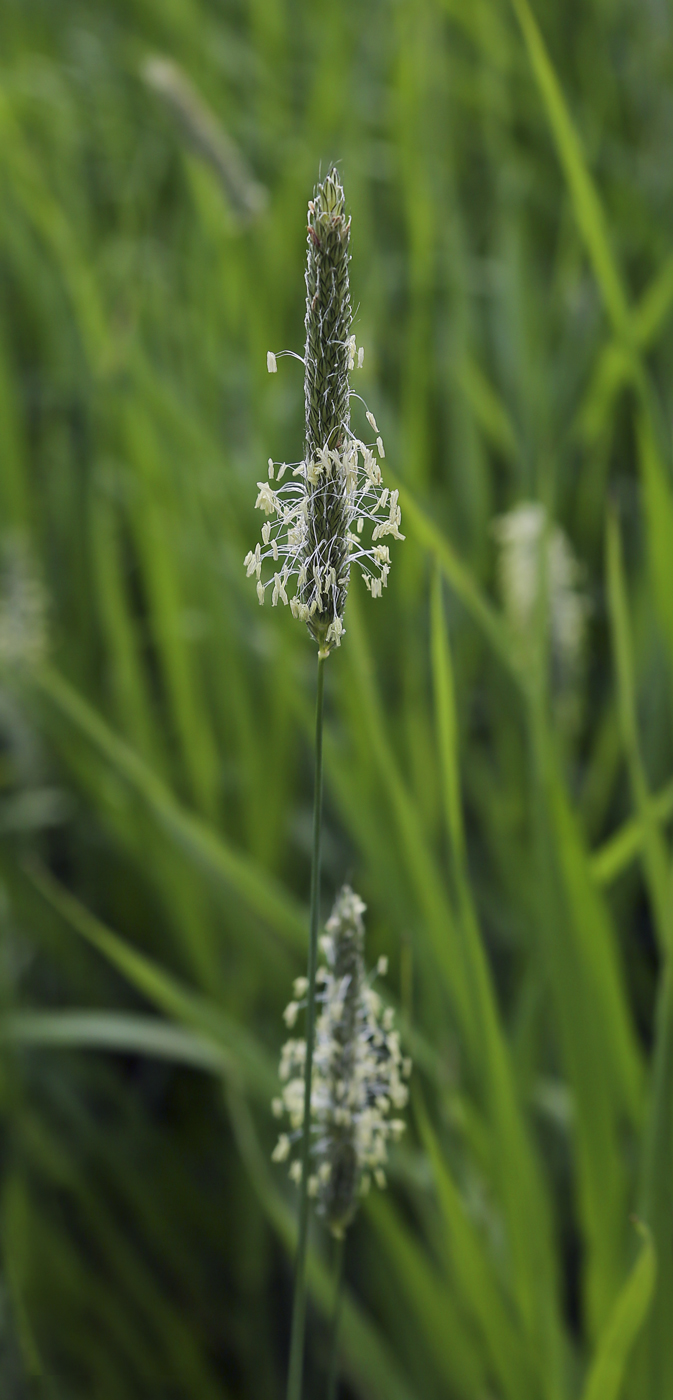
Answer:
[[245, 168, 403, 654], [273, 886, 411, 1238]]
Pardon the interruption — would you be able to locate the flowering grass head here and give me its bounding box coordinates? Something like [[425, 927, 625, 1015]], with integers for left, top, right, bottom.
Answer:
[[245, 169, 403, 655], [272, 886, 411, 1238]]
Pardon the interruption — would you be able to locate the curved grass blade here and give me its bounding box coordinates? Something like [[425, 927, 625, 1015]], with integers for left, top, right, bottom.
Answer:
[[1, 1010, 231, 1075], [580, 1223, 655, 1400], [19, 858, 276, 1100], [34, 665, 306, 952]]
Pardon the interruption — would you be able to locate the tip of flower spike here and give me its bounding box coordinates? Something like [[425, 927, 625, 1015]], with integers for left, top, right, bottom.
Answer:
[[267, 351, 277, 373], [317, 168, 345, 218]]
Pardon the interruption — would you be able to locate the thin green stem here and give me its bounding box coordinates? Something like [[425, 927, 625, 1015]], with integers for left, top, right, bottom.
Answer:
[[286, 651, 327, 1400], [326, 1236, 345, 1400], [636, 952, 673, 1398]]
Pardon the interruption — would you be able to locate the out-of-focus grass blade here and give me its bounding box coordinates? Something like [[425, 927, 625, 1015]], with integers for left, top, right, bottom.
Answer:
[[534, 729, 643, 1119], [508, 0, 631, 341], [0, 327, 30, 527], [365, 1193, 489, 1398], [576, 250, 673, 450], [632, 254, 673, 348], [636, 961, 673, 1399], [0, 89, 109, 371], [342, 590, 473, 1044], [428, 571, 563, 1390], [415, 1093, 538, 1400], [508, 0, 673, 746], [590, 779, 673, 886], [532, 717, 643, 1333], [1, 1010, 231, 1075], [89, 486, 165, 768], [606, 509, 671, 949], [580, 1223, 655, 1400], [635, 408, 673, 700], [19, 1111, 228, 1400], [34, 665, 306, 951], [458, 355, 518, 464], [122, 403, 221, 820], [226, 1091, 420, 1400], [20, 859, 276, 1100], [386, 469, 520, 685], [430, 565, 465, 863]]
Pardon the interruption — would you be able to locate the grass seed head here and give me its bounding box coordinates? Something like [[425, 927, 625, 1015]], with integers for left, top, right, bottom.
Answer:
[[272, 885, 411, 1237], [246, 169, 404, 654]]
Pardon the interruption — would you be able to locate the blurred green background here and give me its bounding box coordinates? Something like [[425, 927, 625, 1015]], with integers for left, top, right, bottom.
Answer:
[[2, 0, 673, 1396]]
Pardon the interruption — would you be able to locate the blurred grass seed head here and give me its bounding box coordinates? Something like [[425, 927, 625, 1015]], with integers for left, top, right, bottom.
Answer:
[[272, 886, 410, 1239]]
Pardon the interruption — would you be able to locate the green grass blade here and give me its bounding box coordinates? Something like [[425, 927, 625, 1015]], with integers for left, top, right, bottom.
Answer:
[[581, 1224, 655, 1400], [606, 509, 672, 949], [1, 1010, 231, 1075], [20, 859, 276, 1099], [635, 407, 673, 698], [415, 1092, 538, 1400], [590, 779, 673, 886], [636, 959, 673, 1399], [226, 1091, 420, 1400], [508, 0, 631, 340], [34, 665, 306, 951], [387, 469, 520, 685]]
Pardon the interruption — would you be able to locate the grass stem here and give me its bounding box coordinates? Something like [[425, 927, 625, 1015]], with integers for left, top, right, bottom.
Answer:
[[326, 1235, 345, 1400], [286, 651, 327, 1400]]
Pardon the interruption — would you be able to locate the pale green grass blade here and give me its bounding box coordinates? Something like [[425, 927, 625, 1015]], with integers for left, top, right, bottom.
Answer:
[[415, 1093, 539, 1400], [581, 1225, 655, 1400], [633, 254, 673, 348], [636, 968, 673, 1399], [508, 0, 631, 340], [532, 724, 643, 1119], [429, 571, 564, 1389], [365, 1193, 489, 1398], [341, 589, 473, 1044], [590, 780, 673, 887], [606, 508, 672, 949], [530, 715, 644, 1333], [1, 1010, 231, 1075], [430, 565, 466, 863], [635, 407, 673, 699], [388, 469, 519, 684]]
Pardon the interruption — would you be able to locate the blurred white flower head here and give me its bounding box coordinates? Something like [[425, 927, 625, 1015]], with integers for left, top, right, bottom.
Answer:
[[0, 535, 47, 672], [493, 503, 589, 718], [272, 885, 411, 1238]]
